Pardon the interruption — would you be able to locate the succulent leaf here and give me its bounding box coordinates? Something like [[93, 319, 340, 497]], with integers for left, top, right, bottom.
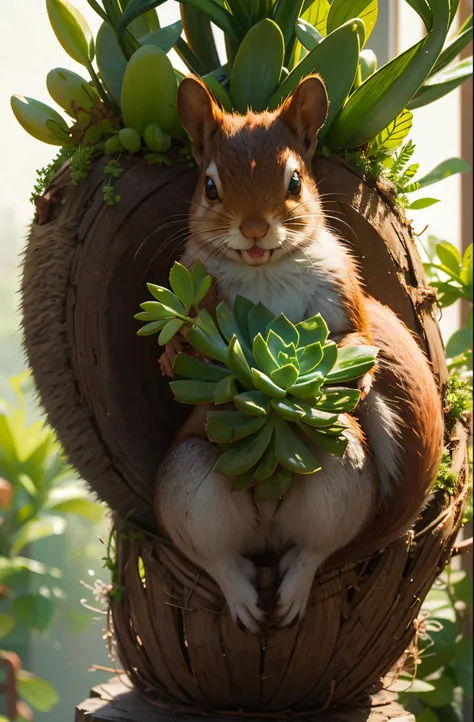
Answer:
[[206, 411, 267, 443], [234, 390, 271, 416]]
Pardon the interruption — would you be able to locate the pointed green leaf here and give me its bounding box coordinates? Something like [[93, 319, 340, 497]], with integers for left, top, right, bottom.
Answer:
[[318, 386, 361, 412], [436, 241, 462, 276], [327, 0, 450, 149], [187, 326, 229, 364], [253, 333, 279, 375], [271, 364, 299, 388], [195, 309, 223, 343], [252, 368, 287, 398], [431, 13, 473, 75], [371, 108, 413, 151], [408, 197, 440, 210], [409, 56, 473, 110], [233, 295, 254, 346], [17, 671, 59, 713], [287, 375, 324, 399], [46, 0, 95, 66], [139, 20, 182, 53], [325, 345, 378, 383], [96, 21, 127, 103], [216, 301, 242, 343], [297, 402, 339, 427], [234, 390, 271, 416], [415, 157, 471, 189], [270, 398, 305, 421], [248, 303, 275, 343], [266, 314, 300, 347], [170, 262, 194, 309], [274, 417, 321, 474], [359, 48, 377, 80], [295, 18, 324, 51], [255, 466, 293, 500], [146, 284, 184, 313], [158, 319, 184, 345], [228, 336, 254, 389], [302, 0, 330, 35], [297, 342, 324, 374], [299, 423, 348, 455], [326, 0, 378, 46], [231, 470, 256, 492], [206, 411, 266, 443], [173, 353, 229, 382], [170, 379, 217, 403], [137, 320, 167, 336], [267, 329, 291, 360], [295, 314, 329, 347], [214, 375, 239, 404], [254, 438, 278, 480], [139, 301, 178, 320], [214, 418, 275, 475]]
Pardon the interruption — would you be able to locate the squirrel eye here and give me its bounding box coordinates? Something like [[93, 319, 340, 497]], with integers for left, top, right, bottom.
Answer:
[[205, 176, 220, 202], [288, 171, 302, 197]]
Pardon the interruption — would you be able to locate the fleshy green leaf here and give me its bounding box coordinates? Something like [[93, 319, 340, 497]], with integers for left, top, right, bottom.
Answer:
[[247, 303, 275, 343], [270, 398, 305, 421], [325, 345, 378, 383], [207, 411, 267, 443], [186, 325, 229, 364], [214, 418, 275, 475], [216, 301, 243, 343], [17, 671, 59, 712], [174, 353, 230, 382], [137, 320, 168, 335], [297, 342, 324, 374], [139, 20, 183, 53], [12, 592, 54, 631], [140, 301, 178, 319], [228, 336, 254, 389], [195, 309, 223, 343], [299, 423, 348, 455], [254, 438, 278, 480], [267, 329, 291, 360], [408, 197, 440, 209], [326, 0, 378, 46], [234, 390, 271, 416], [287, 375, 324, 399], [295, 18, 324, 51], [318, 386, 361, 412], [274, 417, 321, 474], [436, 241, 462, 276], [266, 314, 300, 347], [169, 379, 217, 403], [146, 284, 184, 313], [169, 262, 194, 309], [46, 0, 95, 66], [158, 318, 184, 345], [295, 314, 329, 346], [302, 0, 330, 35], [233, 295, 255, 346], [415, 157, 471, 189], [297, 402, 339, 427], [231, 470, 256, 492], [255, 466, 293, 500], [252, 368, 287, 398], [96, 21, 127, 103], [253, 333, 279, 375], [271, 364, 299, 388], [213, 376, 239, 404], [409, 56, 473, 110]]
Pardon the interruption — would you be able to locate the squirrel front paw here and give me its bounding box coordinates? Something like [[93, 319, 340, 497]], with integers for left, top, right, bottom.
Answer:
[[159, 335, 185, 378], [357, 372, 373, 401]]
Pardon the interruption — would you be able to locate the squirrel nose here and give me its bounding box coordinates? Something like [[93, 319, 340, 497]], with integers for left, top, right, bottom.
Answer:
[[240, 216, 269, 240]]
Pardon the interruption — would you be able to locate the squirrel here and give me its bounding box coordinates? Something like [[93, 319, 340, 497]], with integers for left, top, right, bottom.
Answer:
[[154, 75, 444, 633]]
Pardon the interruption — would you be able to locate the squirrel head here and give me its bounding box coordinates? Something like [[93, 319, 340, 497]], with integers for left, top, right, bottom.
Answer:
[[177, 75, 329, 269]]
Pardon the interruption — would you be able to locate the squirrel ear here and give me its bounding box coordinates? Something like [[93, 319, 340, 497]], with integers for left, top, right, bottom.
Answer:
[[278, 75, 328, 157], [177, 77, 222, 164]]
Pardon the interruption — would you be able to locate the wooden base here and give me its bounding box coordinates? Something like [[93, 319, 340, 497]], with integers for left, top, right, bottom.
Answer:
[[75, 679, 415, 722]]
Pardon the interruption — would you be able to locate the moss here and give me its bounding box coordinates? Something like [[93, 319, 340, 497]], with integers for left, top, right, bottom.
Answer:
[[435, 450, 458, 495], [444, 377, 472, 419], [30, 147, 75, 203]]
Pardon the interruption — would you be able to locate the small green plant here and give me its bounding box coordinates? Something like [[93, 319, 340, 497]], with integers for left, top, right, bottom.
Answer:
[[0, 373, 104, 715], [136, 261, 377, 499]]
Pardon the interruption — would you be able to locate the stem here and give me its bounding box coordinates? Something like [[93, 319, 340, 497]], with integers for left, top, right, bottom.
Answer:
[[87, 0, 109, 22], [86, 62, 121, 117]]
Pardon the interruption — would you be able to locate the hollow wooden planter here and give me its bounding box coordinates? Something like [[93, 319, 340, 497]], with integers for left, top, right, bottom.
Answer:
[[22, 151, 470, 717]]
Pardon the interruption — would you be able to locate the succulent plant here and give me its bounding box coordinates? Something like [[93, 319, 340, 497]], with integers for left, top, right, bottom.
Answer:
[[10, 0, 473, 207], [136, 261, 378, 500]]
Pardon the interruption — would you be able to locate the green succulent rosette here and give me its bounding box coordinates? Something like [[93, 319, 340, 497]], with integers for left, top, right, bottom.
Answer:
[[136, 261, 378, 500]]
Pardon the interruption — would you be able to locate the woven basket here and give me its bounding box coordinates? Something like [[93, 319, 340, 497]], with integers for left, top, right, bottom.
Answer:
[[21, 152, 470, 716]]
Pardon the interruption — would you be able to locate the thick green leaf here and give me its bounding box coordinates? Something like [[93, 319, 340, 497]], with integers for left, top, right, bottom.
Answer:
[[274, 417, 321, 473], [169, 262, 194, 309], [174, 353, 230, 382], [46, 0, 94, 66], [325, 345, 378, 383], [253, 334, 279, 375], [272, 0, 305, 46], [255, 466, 293, 500], [408, 197, 440, 209], [287, 375, 324, 399], [95, 18, 126, 98], [137, 320, 167, 336], [214, 418, 275, 475], [186, 326, 229, 364], [213, 375, 239, 404], [233, 295, 254, 346], [158, 318, 184, 345], [11, 515, 66, 556], [297, 401, 339, 427], [254, 438, 278, 480], [216, 301, 243, 343], [252, 368, 287, 398], [431, 14, 473, 74], [0, 613, 15, 639], [269, 19, 362, 142], [445, 326, 471, 359], [326, 0, 377, 46], [299, 423, 348, 454], [170, 379, 218, 404], [302, 0, 330, 34], [146, 284, 184, 313], [319, 386, 361, 411], [228, 336, 254, 388], [267, 330, 291, 360], [371, 108, 413, 151], [359, 48, 377, 80], [12, 593, 54, 631], [17, 671, 59, 712], [234, 390, 271, 416], [409, 56, 473, 110], [271, 364, 299, 388], [247, 303, 275, 342], [140, 20, 182, 53], [196, 309, 226, 343], [415, 157, 471, 189], [327, 0, 450, 149], [437, 241, 462, 275], [266, 315, 300, 347], [231, 470, 256, 492], [180, 5, 220, 74], [139, 301, 178, 320], [453, 637, 473, 697], [231, 19, 284, 112], [270, 398, 305, 421], [206, 411, 266, 443], [193, 275, 212, 308], [295, 18, 324, 51], [295, 314, 329, 347], [297, 342, 324, 374], [404, 0, 432, 29]]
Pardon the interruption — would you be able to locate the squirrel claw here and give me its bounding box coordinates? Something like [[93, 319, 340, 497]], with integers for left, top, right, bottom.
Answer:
[[357, 372, 373, 401]]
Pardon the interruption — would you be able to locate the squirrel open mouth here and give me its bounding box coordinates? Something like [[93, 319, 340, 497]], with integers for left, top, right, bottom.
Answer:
[[240, 247, 273, 265]]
